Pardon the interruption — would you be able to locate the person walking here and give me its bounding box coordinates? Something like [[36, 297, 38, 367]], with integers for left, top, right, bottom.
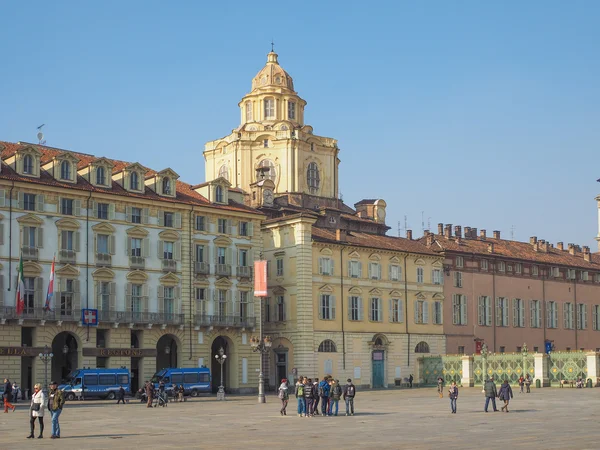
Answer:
[[498, 379, 514, 412], [525, 374, 532, 393], [278, 379, 289, 416], [484, 377, 499, 413], [437, 377, 444, 398], [518, 376, 525, 394], [304, 378, 314, 417], [4, 378, 15, 412], [343, 378, 356, 416], [318, 376, 331, 416], [47, 381, 65, 439], [117, 385, 126, 405], [295, 377, 306, 417], [28, 383, 45, 439], [448, 381, 458, 414], [408, 374, 413, 388], [144, 381, 153, 408], [329, 379, 342, 416]]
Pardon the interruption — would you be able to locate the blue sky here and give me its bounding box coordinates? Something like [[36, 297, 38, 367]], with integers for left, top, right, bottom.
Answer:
[[1, 1, 599, 247]]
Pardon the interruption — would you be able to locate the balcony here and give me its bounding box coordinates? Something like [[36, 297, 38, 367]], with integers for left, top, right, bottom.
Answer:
[[236, 265, 253, 278], [194, 314, 256, 329], [215, 264, 231, 277], [96, 253, 112, 267], [97, 310, 184, 326], [162, 259, 177, 273], [59, 249, 76, 264], [194, 261, 210, 275], [21, 246, 39, 261], [0, 307, 80, 322], [129, 256, 145, 270]]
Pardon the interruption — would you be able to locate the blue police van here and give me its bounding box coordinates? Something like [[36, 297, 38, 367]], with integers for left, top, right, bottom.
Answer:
[[151, 367, 211, 397], [59, 368, 130, 401]]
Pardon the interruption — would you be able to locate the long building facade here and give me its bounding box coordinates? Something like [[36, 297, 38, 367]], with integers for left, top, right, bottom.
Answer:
[[0, 141, 263, 395]]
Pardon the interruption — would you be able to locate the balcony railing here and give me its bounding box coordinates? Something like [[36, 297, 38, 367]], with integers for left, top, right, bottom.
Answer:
[[194, 314, 256, 328], [162, 259, 177, 273], [236, 265, 253, 278], [96, 253, 112, 267], [215, 264, 231, 277], [129, 256, 145, 270], [22, 246, 39, 261], [59, 249, 76, 264], [0, 307, 80, 322], [194, 261, 210, 275], [98, 310, 184, 325]]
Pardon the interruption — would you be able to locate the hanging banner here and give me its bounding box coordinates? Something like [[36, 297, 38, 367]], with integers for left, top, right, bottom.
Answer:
[[254, 260, 268, 297]]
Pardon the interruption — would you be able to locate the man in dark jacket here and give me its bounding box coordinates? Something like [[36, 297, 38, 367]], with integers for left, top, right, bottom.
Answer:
[[484, 377, 499, 412], [304, 378, 314, 417], [48, 381, 65, 439], [117, 385, 126, 404], [318, 377, 331, 416], [313, 377, 320, 415], [343, 378, 356, 416]]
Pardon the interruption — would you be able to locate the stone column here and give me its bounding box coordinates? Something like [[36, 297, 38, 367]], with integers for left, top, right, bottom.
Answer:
[[461, 355, 473, 387], [534, 352, 549, 387], [586, 352, 599, 386]]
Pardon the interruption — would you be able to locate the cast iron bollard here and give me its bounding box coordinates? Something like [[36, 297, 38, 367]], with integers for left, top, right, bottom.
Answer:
[[535, 379, 541, 389], [587, 378, 593, 388]]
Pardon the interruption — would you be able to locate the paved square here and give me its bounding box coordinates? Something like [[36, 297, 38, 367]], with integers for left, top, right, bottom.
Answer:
[[0, 387, 598, 449]]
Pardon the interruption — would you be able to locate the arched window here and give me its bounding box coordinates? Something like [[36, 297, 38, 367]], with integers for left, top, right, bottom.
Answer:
[[130, 171, 139, 191], [96, 166, 106, 186], [415, 341, 430, 353], [258, 159, 276, 182], [60, 160, 71, 180], [218, 165, 229, 181], [23, 154, 34, 174], [162, 177, 171, 195], [215, 185, 223, 203], [307, 162, 320, 193], [245, 101, 253, 121], [318, 339, 337, 353], [375, 338, 383, 346]]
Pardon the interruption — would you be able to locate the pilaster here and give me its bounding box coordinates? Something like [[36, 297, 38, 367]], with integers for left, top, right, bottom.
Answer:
[[534, 352, 549, 387], [461, 355, 473, 387], [586, 352, 599, 385]]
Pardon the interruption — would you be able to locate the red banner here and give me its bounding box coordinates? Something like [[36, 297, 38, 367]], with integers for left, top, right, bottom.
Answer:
[[254, 260, 268, 297], [475, 341, 482, 355]]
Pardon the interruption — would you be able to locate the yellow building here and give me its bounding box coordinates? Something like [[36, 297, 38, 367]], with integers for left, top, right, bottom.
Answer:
[[204, 52, 446, 388]]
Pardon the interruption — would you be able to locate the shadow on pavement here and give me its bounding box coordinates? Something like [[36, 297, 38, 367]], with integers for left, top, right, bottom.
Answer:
[[61, 433, 140, 439]]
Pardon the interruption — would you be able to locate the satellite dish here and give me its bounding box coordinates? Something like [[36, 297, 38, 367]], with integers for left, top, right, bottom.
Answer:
[[37, 132, 44, 141]]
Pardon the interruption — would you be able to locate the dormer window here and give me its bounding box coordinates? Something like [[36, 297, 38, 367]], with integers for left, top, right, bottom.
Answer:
[[215, 185, 224, 203], [162, 177, 171, 195], [96, 166, 106, 186], [23, 155, 34, 174], [60, 161, 71, 180], [130, 171, 139, 191]]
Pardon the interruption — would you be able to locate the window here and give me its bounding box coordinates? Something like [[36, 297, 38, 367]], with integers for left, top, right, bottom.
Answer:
[[513, 298, 525, 328], [389, 264, 401, 281], [23, 277, 35, 314], [163, 287, 175, 318], [433, 301, 443, 324], [369, 262, 381, 280], [455, 256, 464, 268], [23, 226, 38, 248], [215, 186, 223, 203], [310, 143, 315, 152], [98, 374, 116, 385], [319, 257, 334, 276], [217, 218, 228, 234], [163, 212, 174, 228], [163, 241, 174, 260], [496, 297, 509, 327], [84, 375, 98, 386], [131, 238, 142, 257], [276, 258, 284, 277], [265, 298, 271, 322], [258, 159, 276, 181], [481, 259, 488, 271], [131, 284, 142, 315], [183, 373, 198, 384], [507, 264, 513, 272], [264, 98, 275, 119], [453, 271, 462, 288], [60, 160, 71, 180], [162, 177, 171, 195], [551, 267, 560, 278], [498, 261, 505, 272], [567, 269, 576, 280], [218, 165, 229, 181], [61, 230, 76, 251], [126, 207, 139, 224], [349, 296, 362, 321], [263, 139, 269, 148], [130, 171, 139, 190], [23, 193, 36, 211], [389, 299, 402, 323], [319, 294, 335, 320], [246, 101, 252, 121], [217, 247, 226, 265], [239, 221, 250, 236], [195, 215, 205, 231], [117, 374, 129, 385], [547, 301, 558, 328], [23, 154, 34, 174], [236, 248, 247, 267], [577, 303, 587, 330], [415, 300, 429, 324], [564, 302, 574, 329], [97, 234, 109, 254], [288, 101, 296, 120], [478, 296, 492, 326], [415, 342, 430, 353], [417, 267, 424, 284], [432, 269, 442, 285], [276, 295, 285, 321], [369, 297, 382, 322], [96, 166, 106, 185], [593, 305, 600, 331], [532, 265, 539, 276], [60, 279, 74, 316], [307, 162, 320, 193], [97, 203, 109, 220], [61, 198, 74, 215], [595, 273, 600, 283], [318, 340, 337, 353], [452, 294, 467, 325], [530, 300, 542, 328], [349, 260, 362, 278], [499, 346, 506, 353], [581, 271, 589, 282], [515, 263, 522, 274]]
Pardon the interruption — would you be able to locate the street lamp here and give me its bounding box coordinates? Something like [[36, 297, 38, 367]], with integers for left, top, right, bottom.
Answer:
[[214, 347, 227, 400], [38, 345, 53, 394], [251, 335, 272, 403]]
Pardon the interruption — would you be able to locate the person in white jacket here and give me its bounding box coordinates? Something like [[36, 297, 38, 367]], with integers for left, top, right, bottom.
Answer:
[[28, 383, 45, 439]]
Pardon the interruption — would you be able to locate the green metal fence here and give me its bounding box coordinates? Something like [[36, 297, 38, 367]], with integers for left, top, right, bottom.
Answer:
[[421, 355, 463, 386], [548, 351, 587, 386]]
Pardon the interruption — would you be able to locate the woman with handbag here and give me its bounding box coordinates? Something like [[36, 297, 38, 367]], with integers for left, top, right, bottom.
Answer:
[[28, 383, 45, 439], [498, 379, 513, 413]]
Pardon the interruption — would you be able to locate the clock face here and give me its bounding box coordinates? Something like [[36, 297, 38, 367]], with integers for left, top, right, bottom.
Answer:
[[263, 189, 274, 205]]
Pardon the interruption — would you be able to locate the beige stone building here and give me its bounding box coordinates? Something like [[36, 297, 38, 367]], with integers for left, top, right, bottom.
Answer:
[[204, 52, 446, 388], [0, 141, 263, 395]]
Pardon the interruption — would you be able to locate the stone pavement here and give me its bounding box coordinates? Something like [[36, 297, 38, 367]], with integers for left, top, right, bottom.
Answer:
[[0, 387, 599, 449]]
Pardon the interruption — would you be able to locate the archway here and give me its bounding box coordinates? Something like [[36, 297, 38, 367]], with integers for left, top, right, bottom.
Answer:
[[51, 332, 79, 383], [156, 334, 178, 371], [211, 336, 233, 393]]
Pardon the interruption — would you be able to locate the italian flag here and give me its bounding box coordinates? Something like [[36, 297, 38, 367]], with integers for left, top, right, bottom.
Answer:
[[15, 254, 25, 315]]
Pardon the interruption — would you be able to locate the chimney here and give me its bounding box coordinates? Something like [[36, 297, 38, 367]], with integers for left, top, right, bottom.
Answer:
[[493, 230, 501, 239], [426, 232, 434, 247], [530, 236, 537, 245], [464, 227, 471, 238], [471, 228, 477, 239], [583, 246, 591, 262], [480, 229, 487, 240], [336, 229, 347, 242], [454, 225, 462, 238], [438, 223, 444, 235], [444, 224, 452, 240], [455, 235, 462, 245], [557, 242, 564, 251], [540, 240, 548, 253], [406, 229, 413, 240], [568, 243, 576, 256], [487, 242, 494, 253]]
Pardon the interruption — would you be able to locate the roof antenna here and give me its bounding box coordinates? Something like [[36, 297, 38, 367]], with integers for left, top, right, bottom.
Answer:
[[36, 124, 46, 145]]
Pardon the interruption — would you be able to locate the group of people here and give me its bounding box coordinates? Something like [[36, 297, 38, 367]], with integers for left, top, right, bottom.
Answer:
[[438, 376, 518, 414], [280, 376, 356, 417], [27, 381, 65, 439], [518, 374, 533, 393], [143, 380, 185, 408]]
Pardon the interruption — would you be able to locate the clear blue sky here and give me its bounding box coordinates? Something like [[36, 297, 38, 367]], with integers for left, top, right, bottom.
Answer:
[[1, 1, 599, 247]]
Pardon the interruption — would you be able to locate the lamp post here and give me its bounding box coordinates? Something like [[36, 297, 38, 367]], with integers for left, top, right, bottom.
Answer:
[[215, 347, 227, 400], [251, 335, 272, 403], [38, 345, 54, 394]]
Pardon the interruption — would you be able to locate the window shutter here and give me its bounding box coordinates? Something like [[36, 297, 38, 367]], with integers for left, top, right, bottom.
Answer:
[[226, 219, 232, 235], [358, 262, 362, 278], [414, 300, 420, 324], [142, 208, 149, 224], [91, 201, 97, 218], [248, 222, 254, 237], [503, 300, 509, 326], [0, 189, 5, 208], [73, 280, 81, 311], [225, 248, 232, 265], [157, 286, 165, 313], [478, 297, 484, 326], [175, 286, 181, 313], [21, 226, 29, 246], [74, 231, 81, 252], [174, 212, 182, 229], [422, 301, 429, 323], [174, 241, 181, 260], [126, 236, 131, 256], [157, 240, 164, 259], [108, 203, 115, 220], [520, 302, 525, 328], [537, 303, 542, 329], [34, 277, 44, 309], [36, 194, 44, 212], [594, 307, 598, 331], [0, 223, 3, 245], [584, 305, 588, 330], [330, 259, 334, 276], [125, 283, 132, 312], [158, 210, 164, 226], [142, 238, 150, 258], [563, 304, 568, 329], [530, 300, 535, 327], [319, 258, 323, 275], [461, 297, 467, 325], [109, 235, 116, 255], [495, 298, 501, 326], [0, 275, 4, 307], [74, 199, 81, 216], [109, 282, 116, 311], [546, 301, 551, 327], [439, 302, 444, 325], [17, 191, 24, 209], [58, 197, 63, 214], [347, 261, 352, 277], [513, 299, 518, 327], [318, 295, 323, 319], [368, 263, 372, 279], [398, 300, 403, 323], [126, 206, 132, 222], [389, 265, 393, 280], [142, 284, 149, 313], [553, 303, 558, 328], [37, 228, 43, 248], [388, 299, 393, 322], [331, 295, 336, 319]]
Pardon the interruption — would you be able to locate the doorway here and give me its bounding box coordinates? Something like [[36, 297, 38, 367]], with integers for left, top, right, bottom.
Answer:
[[211, 336, 230, 393], [51, 332, 79, 383], [372, 350, 384, 388], [275, 352, 287, 385], [156, 334, 178, 371]]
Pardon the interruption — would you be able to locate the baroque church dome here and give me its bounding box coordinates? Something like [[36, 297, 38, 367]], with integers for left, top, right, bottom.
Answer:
[[251, 52, 295, 92]]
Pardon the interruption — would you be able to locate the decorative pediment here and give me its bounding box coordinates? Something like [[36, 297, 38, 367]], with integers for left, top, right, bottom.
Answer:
[[92, 222, 116, 233], [212, 176, 232, 188], [92, 268, 115, 280], [91, 157, 114, 169], [193, 279, 210, 288], [389, 256, 400, 264], [274, 250, 285, 257], [369, 288, 383, 296], [318, 284, 334, 293], [432, 293, 445, 300], [368, 253, 381, 261], [415, 292, 427, 300], [55, 264, 80, 277], [125, 162, 147, 173], [414, 258, 426, 266], [23, 261, 43, 277], [348, 251, 361, 259], [17, 213, 43, 226], [159, 230, 180, 241], [157, 168, 180, 179], [127, 270, 148, 282], [126, 226, 149, 238], [55, 218, 81, 230], [272, 285, 286, 295], [348, 286, 363, 295], [237, 281, 252, 290], [17, 145, 42, 157], [214, 236, 232, 246], [55, 152, 80, 164], [215, 277, 233, 288], [159, 272, 180, 286], [389, 289, 402, 297], [320, 248, 333, 256], [432, 260, 443, 268]]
